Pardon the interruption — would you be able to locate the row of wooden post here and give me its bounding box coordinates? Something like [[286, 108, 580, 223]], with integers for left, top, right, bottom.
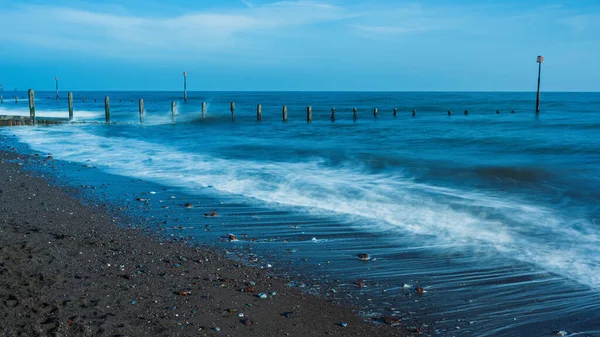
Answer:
[[20, 90, 517, 125]]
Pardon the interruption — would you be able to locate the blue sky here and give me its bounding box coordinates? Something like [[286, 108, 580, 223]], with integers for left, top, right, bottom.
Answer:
[[0, 0, 599, 91]]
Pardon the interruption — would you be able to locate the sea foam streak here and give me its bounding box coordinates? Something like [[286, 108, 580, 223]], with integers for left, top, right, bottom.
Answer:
[[6, 125, 600, 289]]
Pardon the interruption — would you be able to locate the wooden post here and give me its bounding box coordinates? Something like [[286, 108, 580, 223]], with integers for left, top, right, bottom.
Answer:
[[412, 109, 416, 117], [448, 110, 452, 116], [373, 108, 378, 117], [536, 56, 544, 114], [496, 110, 500, 114], [353, 108, 357, 119], [464, 110, 468, 115], [183, 72, 188, 102], [68, 92, 73, 120], [15, 96, 18, 103], [393, 108, 397, 116], [230, 102, 235, 120], [307, 106, 312, 123], [28, 89, 35, 123], [139, 99, 145, 124], [202, 102, 206, 119], [0, 95, 3, 104], [104, 96, 110, 123], [282, 105, 288, 122], [257, 104, 262, 121], [55, 77, 59, 101], [331, 108, 335, 121], [171, 101, 176, 123], [82, 97, 86, 103], [511, 110, 515, 114]]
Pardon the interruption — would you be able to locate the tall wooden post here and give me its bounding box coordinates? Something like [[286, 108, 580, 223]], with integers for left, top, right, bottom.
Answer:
[[536, 55, 544, 114], [393, 108, 397, 116], [171, 101, 176, 123], [331, 108, 335, 121], [1, 95, 3, 104], [15, 96, 18, 103], [448, 110, 452, 116], [104, 96, 110, 123], [307, 106, 312, 123], [412, 109, 416, 117], [373, 108, 378, 117], [282, 105, 288, 122], [202, 102, 206, 118], [28, 89, 35, 124], [68, 92, 73, 120], [464, 110, 469, 115], [230, 102, 235, 120], [257, 104, 262, 121], [183, 72, 187, 102], [139, 99, 145, 124], [55, 77, 59, 101], [353, 108, 357, 119]]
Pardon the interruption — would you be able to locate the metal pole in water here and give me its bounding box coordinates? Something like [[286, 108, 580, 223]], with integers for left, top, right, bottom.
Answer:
[[536, 55, 544, 114]]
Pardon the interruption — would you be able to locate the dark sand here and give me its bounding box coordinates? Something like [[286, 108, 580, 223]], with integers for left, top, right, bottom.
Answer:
[[0, 150, 410, 336]]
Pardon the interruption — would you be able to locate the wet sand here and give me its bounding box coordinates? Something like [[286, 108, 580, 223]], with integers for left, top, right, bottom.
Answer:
[[0, 149, 408, 336]]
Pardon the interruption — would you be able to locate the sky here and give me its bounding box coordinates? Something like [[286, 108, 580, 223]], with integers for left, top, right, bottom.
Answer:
[[0, 0, 599, 91]]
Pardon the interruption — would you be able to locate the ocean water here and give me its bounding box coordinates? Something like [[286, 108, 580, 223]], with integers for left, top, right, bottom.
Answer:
[[2, 91, 600, 336]]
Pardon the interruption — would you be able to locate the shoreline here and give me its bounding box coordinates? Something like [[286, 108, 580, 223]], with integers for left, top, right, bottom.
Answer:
[[0, 149, 410, 336]]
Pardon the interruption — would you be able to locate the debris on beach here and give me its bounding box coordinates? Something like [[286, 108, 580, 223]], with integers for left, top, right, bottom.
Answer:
[[281, 311, 294, 318], [177, 289, 192, 296], [204, 211, 218, 217], [357, 253, 370, 261], [184, 203, 193, 209]]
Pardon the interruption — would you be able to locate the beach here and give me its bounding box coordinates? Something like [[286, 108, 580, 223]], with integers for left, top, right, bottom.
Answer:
[[0, 149, 407, 336]]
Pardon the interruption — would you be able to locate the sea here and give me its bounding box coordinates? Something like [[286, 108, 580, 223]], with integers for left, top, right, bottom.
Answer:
[[1, 91, 599, 336]]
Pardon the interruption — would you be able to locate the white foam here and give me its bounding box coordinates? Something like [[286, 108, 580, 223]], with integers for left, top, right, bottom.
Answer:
[[0, 106, 101, 120], [5, 126, 600, 288]]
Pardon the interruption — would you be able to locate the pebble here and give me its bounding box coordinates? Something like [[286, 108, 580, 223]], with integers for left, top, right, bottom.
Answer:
[[184, 203, 192, 209], [553, 331, 568, 337], [282, 311, 294, 318], [415, 287, 425, 294], [357, 253, 370, 261], [214, 327, 221, 332], [338, 322, 348, 327], [257, 293, 267, 299]]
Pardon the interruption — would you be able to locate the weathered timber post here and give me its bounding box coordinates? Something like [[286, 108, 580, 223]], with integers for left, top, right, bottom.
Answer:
[[94, 99, 96, 103], [393, 108, 397, 116], [448, 110, 452, 116], [15, 96, 18, 103], [55, 77, 59, 101], [82, 97, 86, 103], [230, 102, 235, 120], [374, 108, 378, 117], [496, 110, 500, 114], [464, 110, 468, 115], [28, 89, 35, 124], [171, 101, 176, 123], [1, 95, 3, 104], [68, 92, 73, 120], [257, 104, 262, 121], [139, 99, 145, 124], [307, 106, 312, 123], [202, 102, 206, 119], [536, 55, 544, 114], [412, 109, 416, 117], [282, 105, 288, 122], [104, 96, 110, 123], [183, 72, 188, 102], [511, 110, 515, 114], [353, 108, 357, 119], [331, 108, 335, 121]]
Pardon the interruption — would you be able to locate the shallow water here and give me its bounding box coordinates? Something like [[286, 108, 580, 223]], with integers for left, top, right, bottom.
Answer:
[[2, 91, 600, 336]]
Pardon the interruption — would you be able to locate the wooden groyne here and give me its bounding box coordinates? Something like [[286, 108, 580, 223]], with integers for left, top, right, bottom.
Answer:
[[0, 89, 535, 127]]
